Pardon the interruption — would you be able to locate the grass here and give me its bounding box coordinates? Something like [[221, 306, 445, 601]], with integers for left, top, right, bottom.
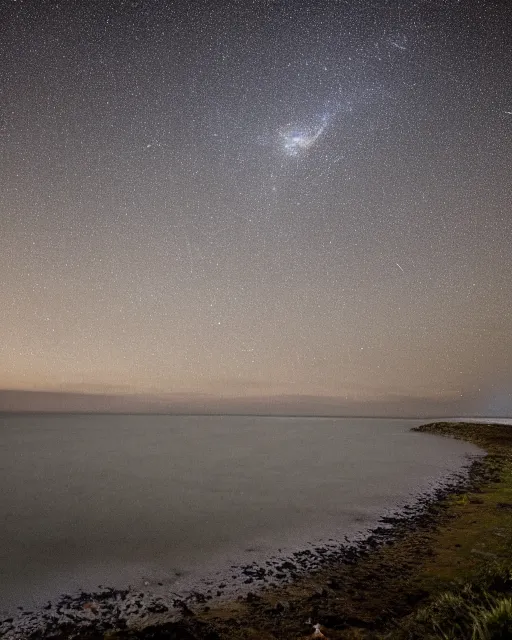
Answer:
[[383, 561, 512, 639], [412, 462, 512, 588], [377, 422, 512, 640], [411, 424, 512, 585]]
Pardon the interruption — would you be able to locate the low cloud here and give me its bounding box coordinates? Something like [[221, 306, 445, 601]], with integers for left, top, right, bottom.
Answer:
[[0, 388, 502, 417]]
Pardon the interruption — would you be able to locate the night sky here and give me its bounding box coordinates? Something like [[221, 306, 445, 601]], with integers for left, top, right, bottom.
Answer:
[[1, 0, 511, 416]]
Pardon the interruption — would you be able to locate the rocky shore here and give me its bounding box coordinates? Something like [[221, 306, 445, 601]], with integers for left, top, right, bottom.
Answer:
[[1, 421, 510, 640]]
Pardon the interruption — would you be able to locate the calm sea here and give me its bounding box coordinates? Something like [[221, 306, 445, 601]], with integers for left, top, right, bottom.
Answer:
[[0, 414, 487, 615]]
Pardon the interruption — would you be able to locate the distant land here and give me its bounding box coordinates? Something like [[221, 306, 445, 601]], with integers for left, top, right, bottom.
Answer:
[[0, 389, 505, 418]]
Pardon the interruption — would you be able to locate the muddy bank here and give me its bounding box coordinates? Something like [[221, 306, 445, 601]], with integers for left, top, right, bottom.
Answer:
[[2, 421, 510, 639]]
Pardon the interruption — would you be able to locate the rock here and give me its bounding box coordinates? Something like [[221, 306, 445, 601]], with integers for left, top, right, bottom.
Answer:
[[471, 548, 498, 559], [147, 602, 168, 614], [246, 592, 260, 603]]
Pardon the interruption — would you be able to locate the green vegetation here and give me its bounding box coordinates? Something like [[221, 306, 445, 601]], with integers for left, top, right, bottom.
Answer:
[[383, 561, 512, 639], [376, 422, 512, 640]]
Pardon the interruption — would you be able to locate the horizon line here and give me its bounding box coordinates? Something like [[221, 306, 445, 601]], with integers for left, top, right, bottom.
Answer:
[[1, 410, 510, 420]]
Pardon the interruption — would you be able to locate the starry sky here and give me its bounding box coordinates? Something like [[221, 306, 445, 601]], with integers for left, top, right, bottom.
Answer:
[[1, 0, 511, 416]]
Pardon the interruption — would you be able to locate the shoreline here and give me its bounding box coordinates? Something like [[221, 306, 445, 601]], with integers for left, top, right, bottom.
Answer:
[[1, 421, 510, 639]]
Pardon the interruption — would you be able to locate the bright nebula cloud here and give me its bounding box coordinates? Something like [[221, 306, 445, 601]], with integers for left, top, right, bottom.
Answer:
[[280, 115, 329, 156]]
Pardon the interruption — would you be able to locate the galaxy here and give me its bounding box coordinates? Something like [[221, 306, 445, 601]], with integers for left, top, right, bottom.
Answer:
[[0, 0, 511, 416], [280, 114, 329, 156]]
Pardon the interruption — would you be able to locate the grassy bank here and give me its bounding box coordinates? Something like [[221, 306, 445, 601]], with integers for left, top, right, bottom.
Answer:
[[382, 421, 512, 640]]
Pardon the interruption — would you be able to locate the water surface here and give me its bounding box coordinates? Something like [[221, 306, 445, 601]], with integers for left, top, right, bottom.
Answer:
[[0, 414, 482, 614]]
